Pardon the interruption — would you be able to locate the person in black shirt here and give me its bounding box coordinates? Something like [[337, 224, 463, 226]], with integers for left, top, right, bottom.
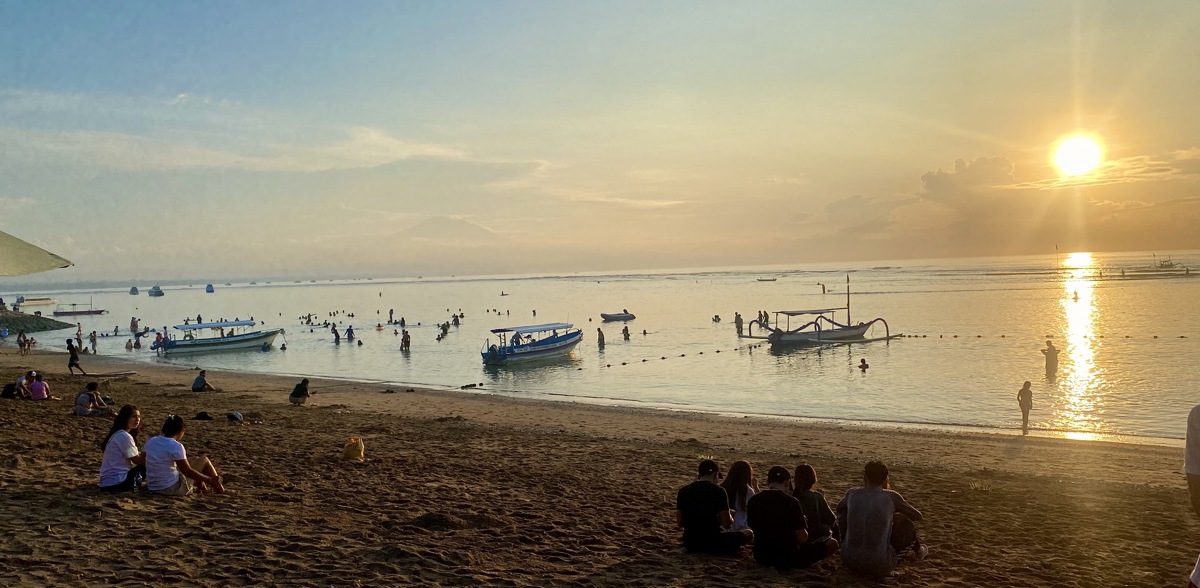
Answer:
[[747, 466, 838, 569], [676, 459, 752, 555]]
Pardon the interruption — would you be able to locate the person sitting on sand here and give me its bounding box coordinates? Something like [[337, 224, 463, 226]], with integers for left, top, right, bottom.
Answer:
[[191, 370, 216, 392], [719, 460, 757, 531], [836, 461, 928, 577], [747, 466, 838, 570], [793, 464, 838, 542], [676, 459, 753, 555], [74, 382, 116, 417], [14, 370, 35, 399], [144, 415, 229, 496], [29, 373, 60, 401], [289, 378, 311, 406], [99, 405, 146, 492]]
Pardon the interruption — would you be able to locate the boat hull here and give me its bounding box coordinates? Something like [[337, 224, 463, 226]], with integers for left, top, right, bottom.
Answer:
[[162, 329, 282, 355], [600, 313, 636, 322], [482, 330, 582, 365], [768, 323, 873, 346], [53, 310, 108, 316]]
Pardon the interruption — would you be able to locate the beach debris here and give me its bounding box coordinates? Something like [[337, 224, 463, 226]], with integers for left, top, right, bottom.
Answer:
[[435, 415, 465, 423], [341, 438, 365, 461]]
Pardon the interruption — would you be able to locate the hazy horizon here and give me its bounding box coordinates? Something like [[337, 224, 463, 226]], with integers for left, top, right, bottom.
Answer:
[[3, 1, 1199, 283]]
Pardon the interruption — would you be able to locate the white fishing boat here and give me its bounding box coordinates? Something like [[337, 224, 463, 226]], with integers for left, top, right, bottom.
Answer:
[[159, 320, 284, 355], [741, 276, 895, 347], [482, 322, 582, 365], [600, 309, 636, 321]]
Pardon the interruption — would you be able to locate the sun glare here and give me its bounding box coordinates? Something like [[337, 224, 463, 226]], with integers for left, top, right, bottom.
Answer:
[[1053, 135, 1103, 177]]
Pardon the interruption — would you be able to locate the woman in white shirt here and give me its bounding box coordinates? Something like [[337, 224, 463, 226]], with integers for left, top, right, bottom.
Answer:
[[144, 414, 229, 496], [99, 405, 146, 492]]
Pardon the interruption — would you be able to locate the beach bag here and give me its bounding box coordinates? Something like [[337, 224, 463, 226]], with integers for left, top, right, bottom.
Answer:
[[341, 437, 365, 462], [1, 384, 15, 399]]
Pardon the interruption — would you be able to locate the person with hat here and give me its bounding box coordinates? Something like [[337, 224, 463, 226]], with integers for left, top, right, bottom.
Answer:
[[836, 460, 928, 577], [746, 466, 838, 569], [675, 459, 752, 555]]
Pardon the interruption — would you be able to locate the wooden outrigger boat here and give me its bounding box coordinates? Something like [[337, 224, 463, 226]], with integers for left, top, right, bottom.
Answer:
[[482, 322, 583, 365], [740, 276, 897, 347], [53, 298, 108, 317]]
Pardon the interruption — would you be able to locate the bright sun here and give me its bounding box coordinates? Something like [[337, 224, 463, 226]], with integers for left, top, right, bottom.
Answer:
[[1053, 134, 1103, 177]]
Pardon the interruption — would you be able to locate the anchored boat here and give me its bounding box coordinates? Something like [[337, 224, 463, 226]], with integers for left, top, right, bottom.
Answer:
[[600, 309, 636, 322], [53, 298, 108, 317], [160, 320, 283, 355], [482, 322, 582, 365], [742, 276, 896, 347], [147, 286, 165, 297]]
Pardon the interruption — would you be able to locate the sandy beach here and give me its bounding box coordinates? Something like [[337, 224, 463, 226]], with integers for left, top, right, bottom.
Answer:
[[1, 348, 1196, 587]]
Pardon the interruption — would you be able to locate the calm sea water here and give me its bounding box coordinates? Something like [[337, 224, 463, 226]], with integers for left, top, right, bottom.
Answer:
[[12, 251, 1199, 443]]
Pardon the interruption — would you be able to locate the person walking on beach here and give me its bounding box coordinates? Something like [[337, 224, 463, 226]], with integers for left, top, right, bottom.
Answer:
[[144, 415, 229, 495], [1017, 381, 1033, 435], [747, 466, 838, 570], [676, 459, 752, 555], [836, 460, 928, 577], [66, 339, 87, 375], [1185, 404, 1200, 587]]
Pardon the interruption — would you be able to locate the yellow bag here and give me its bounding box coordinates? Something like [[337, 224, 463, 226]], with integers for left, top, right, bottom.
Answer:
[[341, 437, 365, 461]]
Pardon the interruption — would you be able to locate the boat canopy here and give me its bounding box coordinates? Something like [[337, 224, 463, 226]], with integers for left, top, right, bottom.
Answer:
[[490, 322, 573, 335], [174, 320, 257, 330], [774, 307, 848, 316]]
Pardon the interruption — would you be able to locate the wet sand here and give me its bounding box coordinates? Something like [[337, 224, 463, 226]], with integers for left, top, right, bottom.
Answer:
[[0, 348, 1196, 586]]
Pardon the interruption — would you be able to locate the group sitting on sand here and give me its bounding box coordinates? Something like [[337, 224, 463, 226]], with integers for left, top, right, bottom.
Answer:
[[677, 458, 927, 578], [99, 406, 231, 496]]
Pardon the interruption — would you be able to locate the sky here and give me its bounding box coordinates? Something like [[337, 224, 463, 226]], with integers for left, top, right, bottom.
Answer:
[[2, 0, 1199, 282]]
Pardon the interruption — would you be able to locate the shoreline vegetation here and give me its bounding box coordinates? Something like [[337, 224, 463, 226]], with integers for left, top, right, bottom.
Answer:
[[0, 348, 1194, 586], [0, 309, 73, 334]]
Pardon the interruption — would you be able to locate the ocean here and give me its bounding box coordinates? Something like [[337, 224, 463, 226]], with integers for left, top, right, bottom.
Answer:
[[10, 250, 1198, 444]]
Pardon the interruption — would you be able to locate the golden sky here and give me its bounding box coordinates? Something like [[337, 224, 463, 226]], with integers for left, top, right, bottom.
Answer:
[[1, 1, 1199, 279]]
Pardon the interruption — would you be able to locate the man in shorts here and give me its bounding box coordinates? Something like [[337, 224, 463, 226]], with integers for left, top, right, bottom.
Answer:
[[837, 461, 928, 577], [675, 459, 752, 555], [747, 466, 838, 569], [66, 339, 87, 375]]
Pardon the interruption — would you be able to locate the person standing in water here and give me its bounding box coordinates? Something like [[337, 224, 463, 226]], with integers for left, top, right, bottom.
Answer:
[[1017, 381, 1033, 435], [596, 328, 605, 348], [1041, 341, 1059, 374]]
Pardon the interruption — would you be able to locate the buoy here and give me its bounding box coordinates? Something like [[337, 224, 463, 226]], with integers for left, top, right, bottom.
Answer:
[[661, 357, 666, 360], [642, 359, 647, 362], [1154, 336, 1158, 339], [680, 354, 685, 357], [621, 362, 627, 365], [699, 352, 704, 355], [716, 350, 721, 353]]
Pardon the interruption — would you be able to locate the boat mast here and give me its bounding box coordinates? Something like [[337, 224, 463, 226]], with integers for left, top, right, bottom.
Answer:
[[845, 274, 851, 325]]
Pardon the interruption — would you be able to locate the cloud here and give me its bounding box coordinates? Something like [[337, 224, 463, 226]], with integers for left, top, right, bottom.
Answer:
[[760, 176, 808, 186], [0, 126, 465, 172], [569, 194, 687, 208], [1009, 153, 1194, 190]]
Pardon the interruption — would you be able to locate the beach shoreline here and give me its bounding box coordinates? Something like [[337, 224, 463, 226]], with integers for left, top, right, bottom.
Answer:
[[1, 348, 1196, 586]]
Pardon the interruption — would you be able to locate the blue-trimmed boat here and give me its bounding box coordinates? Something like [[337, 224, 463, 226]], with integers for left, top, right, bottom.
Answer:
[[159, 320, 284, 355], [481, 322, 583, 365]]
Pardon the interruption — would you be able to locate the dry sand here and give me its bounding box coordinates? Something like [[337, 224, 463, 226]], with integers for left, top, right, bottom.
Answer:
[[1, 348, 1196, 587]]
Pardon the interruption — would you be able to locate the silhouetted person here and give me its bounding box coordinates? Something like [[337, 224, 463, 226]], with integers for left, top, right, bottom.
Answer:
[[622, 326, 630, 341], [1017, 381, 1033, 435], [859, 359, 869, 371], [596, 328, 605, 348], [1041, 341, 1059, 374], [734, 312, 744, 336]]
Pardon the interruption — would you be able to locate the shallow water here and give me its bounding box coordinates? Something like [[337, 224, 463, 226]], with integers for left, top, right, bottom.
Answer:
[[14, 250, 1199, 443]]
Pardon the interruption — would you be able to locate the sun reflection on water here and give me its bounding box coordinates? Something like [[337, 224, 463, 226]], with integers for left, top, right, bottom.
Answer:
[[1051, 252, 1107, 436]]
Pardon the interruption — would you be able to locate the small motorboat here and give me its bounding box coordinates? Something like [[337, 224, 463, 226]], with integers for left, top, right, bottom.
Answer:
[[757, 278, 778, 282], [205, 284, 215, 293], [482, 323, 582, 365], [600, 310, 636, 322], [147, 286, 165, 297], [129, 287, 139, 295]]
